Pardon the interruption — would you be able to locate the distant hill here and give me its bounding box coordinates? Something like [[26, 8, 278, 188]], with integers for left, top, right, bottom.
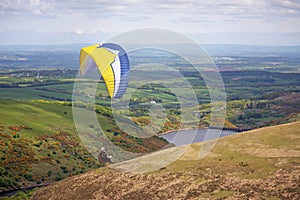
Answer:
[[1, 44, 299, 71], [31, 121, 300, 199], [203, 44, 300, 57]]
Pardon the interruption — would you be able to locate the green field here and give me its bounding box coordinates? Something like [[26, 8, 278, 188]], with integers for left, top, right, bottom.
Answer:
[[1, 69, 299, 130]]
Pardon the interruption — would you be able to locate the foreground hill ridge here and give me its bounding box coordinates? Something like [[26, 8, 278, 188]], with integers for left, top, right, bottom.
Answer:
[[31, 121, 300, 200], [31, 168, 299, 200]]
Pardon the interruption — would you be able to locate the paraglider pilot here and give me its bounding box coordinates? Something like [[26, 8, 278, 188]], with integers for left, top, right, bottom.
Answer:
[[97, 147, 112, 164]]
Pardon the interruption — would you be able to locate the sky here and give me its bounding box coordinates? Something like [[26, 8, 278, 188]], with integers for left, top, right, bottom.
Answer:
[[0, 0, 299, 45]]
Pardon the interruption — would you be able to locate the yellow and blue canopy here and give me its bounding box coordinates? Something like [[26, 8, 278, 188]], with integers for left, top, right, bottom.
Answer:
[[80, 43, 130, 99]]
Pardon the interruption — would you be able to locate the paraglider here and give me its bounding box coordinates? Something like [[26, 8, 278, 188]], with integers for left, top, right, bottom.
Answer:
[[80, 43, 130, 99]]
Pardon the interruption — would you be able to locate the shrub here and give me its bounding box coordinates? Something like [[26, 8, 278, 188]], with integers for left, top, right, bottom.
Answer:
[[0, 167, 8, 176], [0, 177, 17, 187], [60, 166, 67, 170], [47, 171, 52, 177], [239, 161, 248, 167], [34, 143, 40, 147], [60, 166, 68, 174], [55, 175, 62, 181], [24, 173, 33, 181]]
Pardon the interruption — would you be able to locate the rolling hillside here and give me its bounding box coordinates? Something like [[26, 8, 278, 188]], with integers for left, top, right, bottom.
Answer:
[[31, 121, 300, 199], [0, 100, 167, 194]]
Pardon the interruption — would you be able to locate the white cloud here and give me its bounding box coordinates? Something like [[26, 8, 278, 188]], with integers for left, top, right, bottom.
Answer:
[[74, 28, 84, 34], [105, 5, 127, 11], [32, 9, 42, 15], [0, 0, 51, 16], [30, 0, 40, 6]]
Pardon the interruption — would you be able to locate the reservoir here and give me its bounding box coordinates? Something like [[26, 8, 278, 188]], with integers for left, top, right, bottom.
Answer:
[[159, 128, 239, 146]]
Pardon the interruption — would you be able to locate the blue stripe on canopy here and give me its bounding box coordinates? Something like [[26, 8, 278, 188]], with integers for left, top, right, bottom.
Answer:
[[101, 43, 130, 98]]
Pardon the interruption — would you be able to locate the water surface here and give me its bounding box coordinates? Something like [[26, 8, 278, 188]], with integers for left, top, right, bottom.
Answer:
[[159, 128, 238, 146]]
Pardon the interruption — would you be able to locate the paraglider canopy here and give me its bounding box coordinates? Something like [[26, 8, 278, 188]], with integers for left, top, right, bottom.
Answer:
[[80, 43, 130, 99]]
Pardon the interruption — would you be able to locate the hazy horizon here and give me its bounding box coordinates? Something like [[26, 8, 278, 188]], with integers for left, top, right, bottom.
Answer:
[[0, 30, 299, 46]]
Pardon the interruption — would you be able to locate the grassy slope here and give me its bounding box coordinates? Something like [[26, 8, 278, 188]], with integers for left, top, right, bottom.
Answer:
[[0, 100, 168, 193], [31, 121, 300, 200], [0, 100, 76, 136], [0, 100, 102, 191]]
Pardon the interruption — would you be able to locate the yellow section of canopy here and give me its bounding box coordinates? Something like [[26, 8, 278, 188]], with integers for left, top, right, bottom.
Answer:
[[80, 44, 116, 98]]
